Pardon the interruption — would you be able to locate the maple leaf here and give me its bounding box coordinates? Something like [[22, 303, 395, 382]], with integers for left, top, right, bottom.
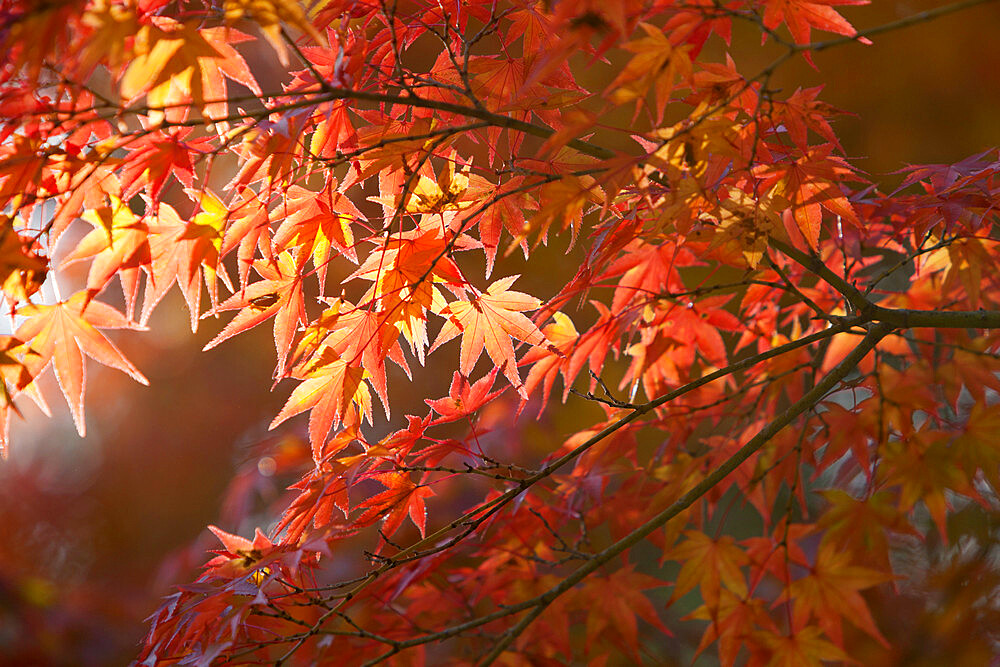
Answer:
[[349, 220, 468, 306], [814, 399, 878, 475], [709, 187, 784, 269], [0, 218, 47, 303], [605, 241, 685, 313], [60, 194, 150, 311], [607, 22, 692, 122], [818, 490, 916, 573], [475, 177, 537, 278], [347, 220, 473, 361], [0, 333, 47, 435], [762, 0, 868, 47], [291, 297, 410, 414], [120, 18, 261, 124], [758, 626, 853, 667], [204, 525, 276, 582], [741, 522, 814, 591], [877, 426, 975, 541], [271, 182, 360, 289], [15, 291, 147, 436], [0, 335, 45, 458], [559, 301, 623, 395], [379, 414, 430, 459], [430, 275, 548, 396], [779, 87, 843, 150], [665, 530, 749, 607], [425, 367, 505, 424], [44, 147, 122, 242], [0, 133, 50, 213], [523, 174, 603, 250], [230, 112, 310, 190], [223, 0, 324, 66], [218, 189, 274, 288], [782, 543, 892, 647], [118, 127, 210, 203], [344, 118, 441, 191], [275, 459, 358, 543], [581, 566, 669, 661], [269, 349, 372, 458], [955, 401, 1000, 492], [756, 145, 860, 249], [355, 472, 435, 544], [0, 335, 37, 399], [936, 335, 1000, 410], [400, 156, 487, 214], [75, 0, 141, 75], [308, 100, 358, 158], [686, 589, 778, 665], [140, 194, 231, 332], [204, 252, 306, 377], [648, 113, 740, 188], [519, 311, 578, 411]]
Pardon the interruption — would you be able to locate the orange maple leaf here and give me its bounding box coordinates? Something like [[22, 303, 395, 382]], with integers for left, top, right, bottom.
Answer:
[[347, 220, 472, 361], [757, 145, 860, 250], [269, 350, 371, 458], [140, 194, 231, 332], [223, 0, 325, 66], [0, 218, 47, 303], [607, 22, 692, 122], [425, 367, 505, 424], [203, 252, 306, 377], [218, 189, 274, 288], [204, 525, 276, 582], [581, 566, 670, 661], [118, 127, 210, 202], [430, 275, 547, 396], [783, 543, 892, 647], [271, 182, 360, 289], [665, 530, 749, 607], [60, 194, 150, 313], [818, 490, 917, 573], [15, 291, 147, 436], [758, 625, 853, 667], [520, 311, 578, 411], [686, 589, 778, 665], [291, 297, 410, 416]]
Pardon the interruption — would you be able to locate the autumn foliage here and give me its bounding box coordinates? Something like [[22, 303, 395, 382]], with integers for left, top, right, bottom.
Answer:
[[2, 0, 1000, 664]]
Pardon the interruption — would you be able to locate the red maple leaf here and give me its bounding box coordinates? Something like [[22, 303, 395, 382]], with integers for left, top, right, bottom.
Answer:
[[762, 0, 868, 47], [355, 472, 435, 544], [425, 366, 505, 424]]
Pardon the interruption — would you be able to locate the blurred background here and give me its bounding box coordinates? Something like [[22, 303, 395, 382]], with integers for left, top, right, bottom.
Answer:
[[1, 0, 999, 663]]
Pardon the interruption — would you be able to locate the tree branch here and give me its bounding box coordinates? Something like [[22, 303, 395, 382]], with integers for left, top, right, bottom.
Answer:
[[476, 322, 893, 665], [772, 238, 1000, 329]]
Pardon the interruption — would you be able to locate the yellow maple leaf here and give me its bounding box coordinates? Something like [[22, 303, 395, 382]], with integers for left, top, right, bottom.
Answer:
[[224, 0, 324, 66], [120, 17, 261, 125]]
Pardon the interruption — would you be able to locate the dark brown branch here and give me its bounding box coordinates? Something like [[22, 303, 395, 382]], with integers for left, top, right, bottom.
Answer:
[[773, 238, 1000, 329]]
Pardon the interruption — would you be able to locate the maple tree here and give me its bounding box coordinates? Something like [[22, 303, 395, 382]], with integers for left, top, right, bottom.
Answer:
[[2, 0, 1000, 664]]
